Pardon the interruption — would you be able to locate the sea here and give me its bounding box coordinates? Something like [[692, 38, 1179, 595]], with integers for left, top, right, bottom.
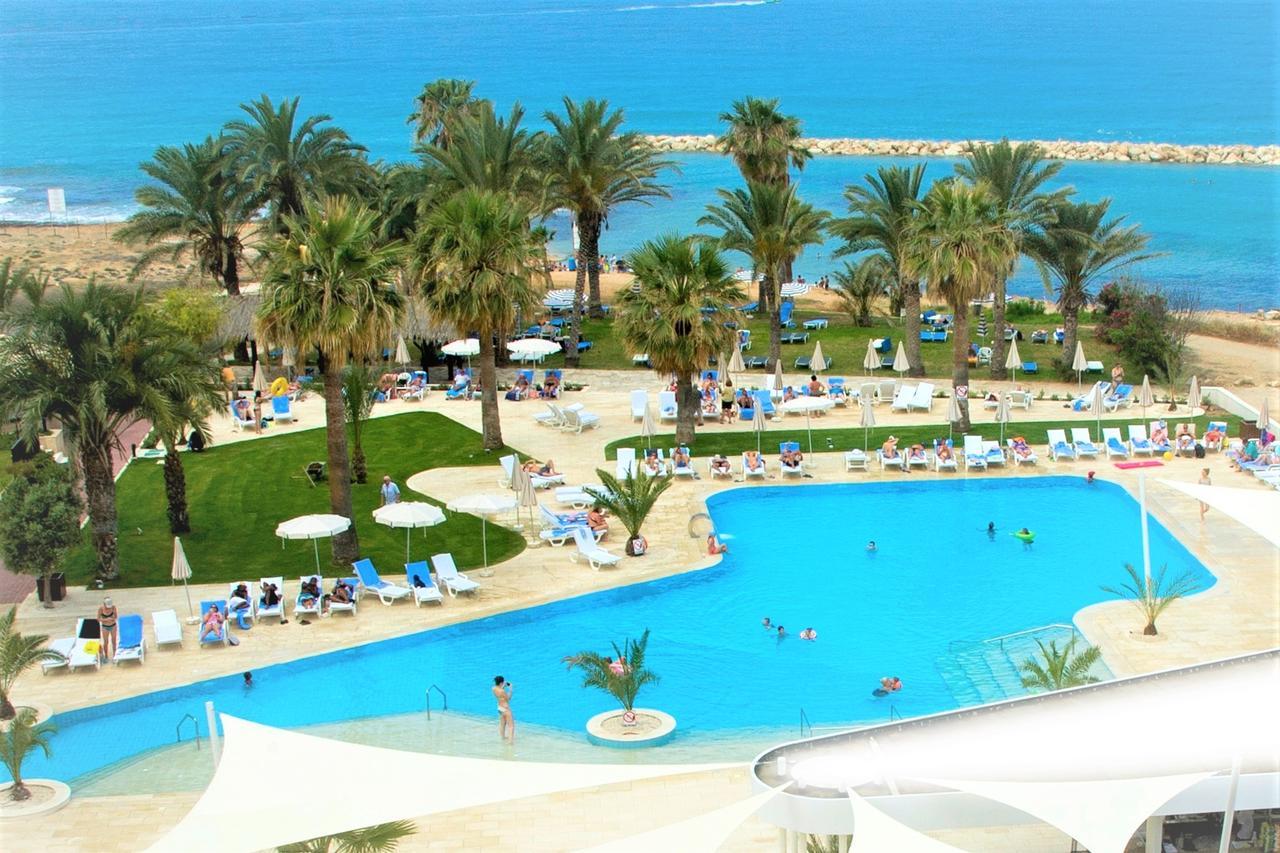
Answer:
[[1, 0, 1276, 308]]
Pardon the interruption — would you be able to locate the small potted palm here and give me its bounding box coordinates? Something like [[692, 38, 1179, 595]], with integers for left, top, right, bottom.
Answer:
[[564, 629, 675, 747], [587, 469, 672, 556], [0, 708, 61, 810]]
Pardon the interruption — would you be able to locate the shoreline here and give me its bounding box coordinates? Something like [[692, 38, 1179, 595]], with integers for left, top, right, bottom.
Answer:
[[644, 134, 1280, 166]]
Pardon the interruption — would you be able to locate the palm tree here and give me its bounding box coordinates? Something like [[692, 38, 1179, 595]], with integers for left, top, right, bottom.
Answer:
[[0, 607, 65, 720], [223, 95, 370, 233], [831, 257, 890, 326], [616, 235, 740, 442], [562, 629, 660, 712], [716, 96, 811, 303], [905, 179, 1016, 432], [342, 365, 378, 485], [1024, 198, 1155, 367], [1019, 637, 1103, 692], [587, 470, 674, 554], [280, 820, 417, 852], [420, 102, 547, 203], [407, 78, 488, 148], [699, 182, 829, 369], [0, 708, 56, 801], [114, 136, 257, 295], [1101, 563, 1201, 636], [258, 196, 404, 565], [0, 259, 50, 314], [830, 164, 928, 375], [0, 282, 208, 580], [541, 97, 673, 341], [955, 140, 1070, 379], [414, 189, 544, 450]]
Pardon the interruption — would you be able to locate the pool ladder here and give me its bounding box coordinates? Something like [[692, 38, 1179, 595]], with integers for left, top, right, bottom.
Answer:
[[800, 706, 903, 738], [425, 684, 448, 720], [176, 713, 201, 750]]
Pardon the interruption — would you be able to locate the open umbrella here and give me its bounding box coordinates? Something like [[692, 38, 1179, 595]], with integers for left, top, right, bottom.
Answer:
[[782, 395, 835, 456], [892, 341, 910, 377], [863, 340, 880, 376], [728, 347, 746, 376], [1005, 338, 1022, 384], [394, 335, 411, 367], [860, 395, 876, 449], [252, 361, 268, 393], [1139, 374, 1154, 424], [372, 501, 445, 563], [276, 514, 353, 571], [732, 269, 760, 283], [446, 494, 516, 568], [752, 399, 768, 453], [780, 281, 810, 298], [1089, 382, 1106, 437], [995, 394, 1012, 444], [947, 393, 962, 441], [442, 337, 480, 372], [506, 338, 561, 359], [171, 537, 194, 621], [641, 406, 656, 450], [809, 341, 827, 375], [1072, 341, 1088, 390]]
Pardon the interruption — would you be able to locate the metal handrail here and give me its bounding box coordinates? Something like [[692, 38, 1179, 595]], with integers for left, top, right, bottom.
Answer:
[[948, 623, 1078, 652], [889, 706, 903, 722], [176, 713, 201, 749], [425, 684, 448, 720], [799, 708, 812, 739]]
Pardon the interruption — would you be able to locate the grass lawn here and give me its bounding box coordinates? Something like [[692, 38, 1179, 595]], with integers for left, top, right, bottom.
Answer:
[[530, 305, 1142, 384], [604, 414, 1246, 459], [62, 412, 525, 589]]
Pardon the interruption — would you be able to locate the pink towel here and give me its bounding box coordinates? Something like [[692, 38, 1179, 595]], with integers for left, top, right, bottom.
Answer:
[[1113, 460, 1165, 470]]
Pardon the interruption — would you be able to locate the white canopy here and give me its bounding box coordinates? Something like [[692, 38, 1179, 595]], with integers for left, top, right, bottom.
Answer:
[[150, 715, 733, 853], [848, 793, 967, 852], [1157, 480, 1280, 549], [441, 338, 480, 357], [447, 494, 516, 516], [582, 784, 791, 853], [275, 514, 351, 540], [372, 501, 445, 529], [506, 337, 561, 357]]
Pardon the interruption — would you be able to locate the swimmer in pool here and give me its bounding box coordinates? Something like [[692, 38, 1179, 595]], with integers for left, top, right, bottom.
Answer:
[[866, 541, 877, 552], [987, 521, 997, 539]]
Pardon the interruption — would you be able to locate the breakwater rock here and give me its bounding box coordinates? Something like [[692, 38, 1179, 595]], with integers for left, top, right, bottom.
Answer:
[[643, 135, 1280, 166]]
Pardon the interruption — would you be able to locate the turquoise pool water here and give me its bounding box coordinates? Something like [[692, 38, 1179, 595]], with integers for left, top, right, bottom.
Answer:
[[17, 477, 1214, 783]]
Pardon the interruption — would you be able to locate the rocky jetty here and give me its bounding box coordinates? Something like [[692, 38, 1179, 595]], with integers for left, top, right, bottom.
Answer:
[[644, 135, 1280, 166]]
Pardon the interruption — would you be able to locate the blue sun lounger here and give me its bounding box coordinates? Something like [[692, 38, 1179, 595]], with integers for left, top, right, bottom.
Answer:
[[352, 559, 412, 605], [113, 614, 146, 665], [404, 561, 444, 606], [198, 600, 229, 647]]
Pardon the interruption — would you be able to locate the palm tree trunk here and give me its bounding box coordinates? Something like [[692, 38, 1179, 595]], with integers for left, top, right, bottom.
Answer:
[[585, 216, 605, 319], [567, 212, 601, 367], [351, 439, 367, 485], [768, 280, 782, 370], [79, 442, 120, 581], [477, 334, 503, 451], [223, 250, 241, 297], [321, 365, 359, 566], [162, 442, 190, 534], [674, 372, 698, 445], [902, 278, 924, 378], [950, 304, 972, 433], [1060, 290, 1082, 371], [989, 277, 1008, 380]]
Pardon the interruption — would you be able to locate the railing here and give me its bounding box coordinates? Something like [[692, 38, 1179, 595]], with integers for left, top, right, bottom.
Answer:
[[425, 684, 448, 720], [889, 706, 903, 722], [799, 708, 812, 738], [800, 708, 861, 739], [948, 623, 1079, 653], [176, 713, 201, 749]]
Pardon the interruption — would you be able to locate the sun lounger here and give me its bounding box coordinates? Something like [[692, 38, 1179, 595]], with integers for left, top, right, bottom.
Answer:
[[561, 408, 600, 433], [404, 561, 444, 606], [499, 454, 565, 489], [752, 390, 776, 418], [910, 382, 935, 412], [1009, 390, 1033, 411], [638, 449, 669, 477], [538, 505, 595, 547], [226, 582, 255, 628], [779, 301, 795, 328], [327, 579, 359, 616], [779, 441, 804, 476], [1103, 384, 1133, 412], [352, 559, 411, 605], [255, 577, 286, 622], [67, 618, 104, 670], [228, 401, 255, 431], [1128, 424, 1154, 455], [875, 380, 896, 404], [670, 447, 696, 478], [296, 575, 324, 619], [147, 609, 183, 650], [112, 614, 146, 665], [1102, 427, 1130, 459], [982, 440, 1006, 467], [962, 435, 988, 470], [571, 528, 622, 571], [828, 378, 848, 405], [1148, 421, 1173, 453], [1046, 429, 1076, 462], [1085, 360, 1105, 374], [555, 486, 598, 509], [844, 449, 869, 471], [741, 452, 767, 479], [933, 439, 958, 471], [630, 390, 647, 421], [905, 445, 930, 469], [198, 601, 229, 647], [41, 637, 74, 674], [1204, 421, 1227, 453], [615, 447, 637, 479], [657, 391, 678, 421], [878, 448, 906, 471], [890, 384, 916, 412], [1071, 428, 1100, 458], [1006, 439, 1038, 466], [533, 403, 561, 427], [431, 553, 480, 596]]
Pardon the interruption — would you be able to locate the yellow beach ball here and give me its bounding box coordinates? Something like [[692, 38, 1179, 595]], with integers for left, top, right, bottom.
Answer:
[[1162, 451, 1174, 461]]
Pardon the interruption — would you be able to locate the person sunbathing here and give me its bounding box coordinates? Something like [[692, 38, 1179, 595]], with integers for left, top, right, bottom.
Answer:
[[260, 581, 281, 609], [379, 373, 399, 394], [523, 458, 558, 477], [642, 450, 663, 475], [200, 605, 224, 641], [936, 441, 954, 462], [807, 375, 825, 396], [1176, 430, 1196, 452], [511, 374, 531, 400], [736, 389, 753, 409], [324, 580, 353, 615], [229, 584, 251, 613], [399, 375, 425, 399], [542, 374, 560, 398], [783, 386, 798, 402], [672, 447, 691, 468], [587, 507, 609, 534], [1204, 424, 1225, 445], [881, 436, 900, 459], [1150, 421, 1170, 448], [1011, 436, 1033, 459], [780, 448, 797, 467], [908, 444, 926, 462], [744, 450, 764, 472], [233, 397, 252, 421], [710, 454, 731, 474]]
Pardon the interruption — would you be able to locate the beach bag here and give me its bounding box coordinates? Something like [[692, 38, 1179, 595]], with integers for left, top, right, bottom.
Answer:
[[1194, 443, 1205, 459]]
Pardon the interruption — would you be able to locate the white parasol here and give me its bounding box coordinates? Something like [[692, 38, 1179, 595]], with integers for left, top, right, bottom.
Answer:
[[781, 395, 835, 456], [860, 395, 877, 448], [1072, 341, 1088, 390], [863, 340, 880, 375], [641, 405, 657, 450], [506, 338, 561, 358], [171, 537, 195, 621], [252, 361, 267, 393], [513, 466, 540, 528], [446, 494, 517, 567], [995, 394, 1012, 443], [1139, 374, 1154, 424], [809, 341, 827, 374], [394, 335, 411, 367], [373, 501, 445, 563], [1257, 398, 1271, 432], [442, 338, 480, 357], [947, 393, 962, 441], [892, 341, 910, 376], [752, 396, 768, 453], [276, 514, 353, 571], [1187, 375, 1200, 415], [773, 359, 784, 395], [780, 281, 810, 298], [1089, 381, 1106, 437], [1005, 338, 1022, 384]]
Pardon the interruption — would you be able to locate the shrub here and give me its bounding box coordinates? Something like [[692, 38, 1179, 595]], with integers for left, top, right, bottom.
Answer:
[[1006, 299, 1047, 321]]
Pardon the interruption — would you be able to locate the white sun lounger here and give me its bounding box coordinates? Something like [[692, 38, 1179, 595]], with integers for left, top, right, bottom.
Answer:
[[615, 448, 637, 479], [41, 637, 75, 674], [741, 452, 767, 479], [962, 435, 988, 470], [571, 528, 622, 571], [353, 559, 412, 605], [876, 380, 896, 404], [69, 619, 103, 670], [1046, 429, 1076, 462], [404, 561, 444, 606], [982, 441, 1007, 467], [630, 390, 648, 421], [933, 440, 958, 471], [844, 449, 869, 471], [909, 382, 935, 412], [779, 441, 804, 476], [296, 575, 324, 619], [657, 390, 678, 421], [227, 581, 256, 627], [670, 447, 696, 478], [1102, 427, 1130, 459], [257, 577, 286, 622], [1071, 428, 1100, 458], [878, 448, 906, 471], [533, 403, 561, 427], [152, 610, 183, 648], [1128, 425, 1155, 455], [708, 457, 734, 478], [113, 614, 146, 665], [556, 486, 601, 509], [890, 384, 916, 412], [500, 454, 565, 489], [431, 553, 480, 596], [327, 579, 359, 616], [1006, 439, 1038, 465]]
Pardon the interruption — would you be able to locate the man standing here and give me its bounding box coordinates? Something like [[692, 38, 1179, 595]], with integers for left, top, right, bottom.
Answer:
[[380, 475, 400, 506]]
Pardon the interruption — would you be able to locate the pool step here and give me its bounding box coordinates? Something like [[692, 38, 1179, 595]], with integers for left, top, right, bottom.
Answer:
[[939, 625, 1116, 708]]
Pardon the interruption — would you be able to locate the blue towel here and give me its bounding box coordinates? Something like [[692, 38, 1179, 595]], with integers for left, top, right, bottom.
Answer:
[[117, 614, 143, 650]]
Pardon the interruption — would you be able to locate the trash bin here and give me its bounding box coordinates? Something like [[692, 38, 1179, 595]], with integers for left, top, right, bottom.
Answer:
[[37, 572, 67, 603]]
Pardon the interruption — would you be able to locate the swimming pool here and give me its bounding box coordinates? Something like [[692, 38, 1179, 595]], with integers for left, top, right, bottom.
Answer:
[[18, 477, 1215, 783]]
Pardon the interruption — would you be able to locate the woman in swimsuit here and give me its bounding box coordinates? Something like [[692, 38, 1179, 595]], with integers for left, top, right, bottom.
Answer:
[[492, 676, 515, 743], [96, 597, 118, 660], [200, 604, 224, 642]]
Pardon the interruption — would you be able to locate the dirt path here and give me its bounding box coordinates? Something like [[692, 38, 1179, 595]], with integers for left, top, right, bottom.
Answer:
[[1186, 333, 1280, 411]]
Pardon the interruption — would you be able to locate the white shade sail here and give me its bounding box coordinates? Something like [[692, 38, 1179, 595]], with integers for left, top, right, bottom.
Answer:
[[848, 793, 968, 852], [892, 341, 910, 373], [583, 784, 792, 853], [1156, 480, 1280, 549], [441, 338, 480, 357], [372, 501, 445, 529], [506, 337, 561, 356], [275, 514, 351, 540], [149, 715, 733, 853]]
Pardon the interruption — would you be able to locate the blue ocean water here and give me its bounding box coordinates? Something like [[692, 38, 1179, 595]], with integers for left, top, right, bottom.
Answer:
[[0, 0, 1276, 305], [14, 477, 1214, 783]]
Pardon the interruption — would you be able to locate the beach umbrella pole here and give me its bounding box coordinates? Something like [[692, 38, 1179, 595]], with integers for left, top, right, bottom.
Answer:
[[312, 539, 320, 572], [482, 517, 489, 567], [183, 577, 193, 620]]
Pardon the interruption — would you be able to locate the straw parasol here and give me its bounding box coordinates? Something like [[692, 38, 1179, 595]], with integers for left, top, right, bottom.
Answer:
[[171, 537, 195, 622], [1005, 339, 1022, 384], [892, 341, 910, 377], [1139, 374, 1154, 424], [1072, 341, 1088, 390], [860, 395, 877, 449], [810, 341, 827, 375], [275, 514, 353, 571], [446, 494, 516, 568], [863, 340, 880, 376]]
